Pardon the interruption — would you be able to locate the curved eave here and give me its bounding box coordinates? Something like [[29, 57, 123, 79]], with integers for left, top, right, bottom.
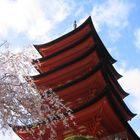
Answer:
[[94, 43, 127, 98], [101, 65, 133, 117], [33, 31, 93, 63], [108, 64, 122, 80], [110, 88, 136, 119], [88, 17, 116, 64], [31, 44, 97, 80], [102, 65, 129, 98], [108, 93, 139, 140], [34, 16, 92, 52]]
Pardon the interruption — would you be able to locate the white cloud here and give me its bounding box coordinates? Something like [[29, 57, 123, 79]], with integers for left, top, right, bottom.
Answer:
[[118, 67, 140, 136], [0, 0, 74, 42], [134, 28, 140, 50], [91, 0, 134, 40], [118, 67, 140, 114]]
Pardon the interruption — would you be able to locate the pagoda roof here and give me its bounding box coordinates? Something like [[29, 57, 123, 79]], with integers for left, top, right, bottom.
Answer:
[[32, 42, 121, 85], [34, 16, 116, 64], [33, 51, 99, 89], [32, 60, 134, 120], [34, 17, 92, 52], [33, 30, 93, 63], [52, 62, 134, 120], [33, 33, 96, 73], [33, 35, 121, 81], [31, 44, 97, 80], [13, 86, 139, 140], [32, 44, 128, 98]]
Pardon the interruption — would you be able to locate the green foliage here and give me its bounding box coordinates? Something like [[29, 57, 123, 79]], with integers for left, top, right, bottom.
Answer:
[[64, 135, 98, 140]]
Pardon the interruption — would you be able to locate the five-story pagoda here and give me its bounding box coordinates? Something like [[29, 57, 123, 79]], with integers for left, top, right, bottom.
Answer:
[[13, 17, 139, 140]]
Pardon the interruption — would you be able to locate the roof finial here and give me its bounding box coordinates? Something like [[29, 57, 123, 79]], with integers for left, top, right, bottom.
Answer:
[[74, 20, 77, 30]]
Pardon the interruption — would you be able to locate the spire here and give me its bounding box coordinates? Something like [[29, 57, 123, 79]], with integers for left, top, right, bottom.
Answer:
[[74, 20, 77, 29]]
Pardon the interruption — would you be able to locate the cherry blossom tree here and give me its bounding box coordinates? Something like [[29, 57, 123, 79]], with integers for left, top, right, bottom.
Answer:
[[0, 42, 73, 139]]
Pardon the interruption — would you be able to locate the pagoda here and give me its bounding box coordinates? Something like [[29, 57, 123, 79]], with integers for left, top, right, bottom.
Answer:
[[13, 17, 139, 140]]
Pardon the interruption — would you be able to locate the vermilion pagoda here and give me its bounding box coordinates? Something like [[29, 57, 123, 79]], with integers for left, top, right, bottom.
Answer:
[[13, 17, 139, 140]]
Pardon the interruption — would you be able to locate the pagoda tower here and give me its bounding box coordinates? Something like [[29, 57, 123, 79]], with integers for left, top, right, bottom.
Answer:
[[13, 17, 139, 140]]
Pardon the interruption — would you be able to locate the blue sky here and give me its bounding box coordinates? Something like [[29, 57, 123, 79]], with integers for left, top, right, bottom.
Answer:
[[0, 0, 140, 139]]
